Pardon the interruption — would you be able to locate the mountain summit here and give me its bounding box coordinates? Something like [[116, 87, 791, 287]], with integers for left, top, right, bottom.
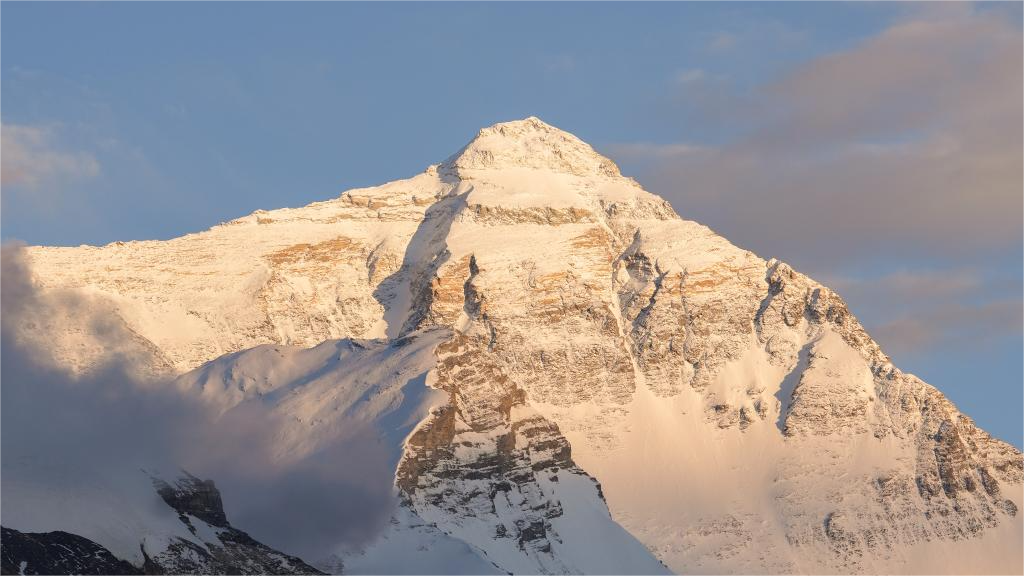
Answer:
[[11, 118, 1024, 574], [442, 116, 622, 178]]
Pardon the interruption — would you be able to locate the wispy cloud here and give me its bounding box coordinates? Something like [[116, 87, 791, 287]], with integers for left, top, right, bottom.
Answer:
[[821, 268, 986, 305], [819, 268, 1021, 356], [609, 7, 1023, 370], [603, 141, 707, 161], [873, 299, 1022, 356], [1, 244, 398, 561], [621, 6, 1022, 268], [1, 123, 100, 188]]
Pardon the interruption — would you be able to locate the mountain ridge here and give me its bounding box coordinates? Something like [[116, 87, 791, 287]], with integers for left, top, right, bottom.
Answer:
[[9, 117, 1022, 574]]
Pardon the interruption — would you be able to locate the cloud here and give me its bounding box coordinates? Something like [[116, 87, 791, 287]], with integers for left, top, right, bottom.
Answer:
[[1, 123, 100, 188], [0, 244, 396, 562], [1, 242, 199, 494], [602, 141, 706, 161], [606, 6, 1023, 377], [872, 299, 1023, 357], [614, 7, 1022, 269], [821, 268, 986, 306], [817, 268, 1022, 356]]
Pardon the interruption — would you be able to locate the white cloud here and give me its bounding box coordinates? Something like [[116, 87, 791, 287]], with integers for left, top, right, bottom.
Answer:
[[1, 123, 100, 188]]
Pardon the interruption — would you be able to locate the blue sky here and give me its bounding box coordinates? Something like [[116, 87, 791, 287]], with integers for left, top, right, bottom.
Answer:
[[2, 2, 1021, 446]]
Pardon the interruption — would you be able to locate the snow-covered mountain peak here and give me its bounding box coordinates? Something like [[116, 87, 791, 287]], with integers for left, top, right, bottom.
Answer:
[[14, 117, 1023, 575], [442, 116, 622, 178]]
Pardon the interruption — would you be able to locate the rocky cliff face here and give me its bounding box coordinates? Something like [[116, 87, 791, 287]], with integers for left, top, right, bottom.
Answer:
[[1, 528, 138, 575], [144, 473, 324, 575], [15, 117, 1023, 574]]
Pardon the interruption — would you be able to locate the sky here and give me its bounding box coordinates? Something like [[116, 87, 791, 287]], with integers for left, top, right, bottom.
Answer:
[[1, 2, 1021, 447]]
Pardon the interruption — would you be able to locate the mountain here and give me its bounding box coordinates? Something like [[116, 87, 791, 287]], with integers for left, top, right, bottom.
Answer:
[[9, 117, 1022, 574], [2, 471, 322, 575]]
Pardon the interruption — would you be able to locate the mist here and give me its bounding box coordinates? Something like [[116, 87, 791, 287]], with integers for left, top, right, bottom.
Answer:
[[1, 243, 397, 562]]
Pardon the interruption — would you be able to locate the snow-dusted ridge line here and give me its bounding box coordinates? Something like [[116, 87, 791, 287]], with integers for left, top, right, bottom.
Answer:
[[17, 116, 1024, 574]]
